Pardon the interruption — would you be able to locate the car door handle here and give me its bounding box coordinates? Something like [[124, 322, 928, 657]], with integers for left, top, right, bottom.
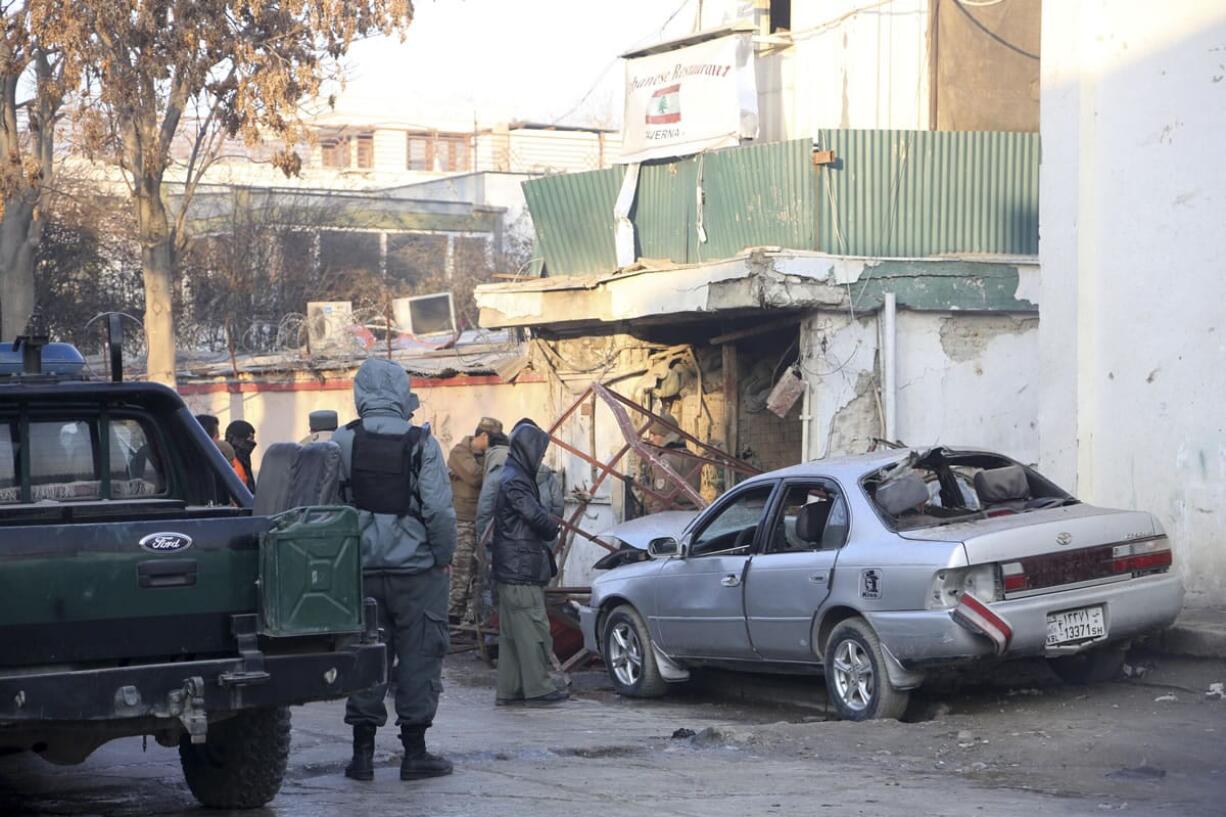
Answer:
[[809, 573, 827, 584], [720, 574, 741, 587]]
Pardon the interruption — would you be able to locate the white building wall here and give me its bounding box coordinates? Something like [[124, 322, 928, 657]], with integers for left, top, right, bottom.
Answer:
[[748, 0, 932, 141], [1039, 1, 1226, 596], [785, 0, 930, 135], [505, 130, 618, 173], [643, 0, 931, 142], [894, 312, 1039, 465], [803, 309, 1039, 465], [182, 377, 551, 478]]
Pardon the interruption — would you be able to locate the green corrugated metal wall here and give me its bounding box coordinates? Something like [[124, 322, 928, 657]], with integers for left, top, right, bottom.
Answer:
[[815, 129, 1039, 257], [521, 167, 623, 279], [522, 139, 818, 277], [522, 130, 1039, 277], [700, 139, 818, 261]]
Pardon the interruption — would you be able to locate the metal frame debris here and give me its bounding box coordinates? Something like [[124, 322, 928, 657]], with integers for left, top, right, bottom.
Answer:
[[545, 381, 760, 576], [460, 379, 758, 670]]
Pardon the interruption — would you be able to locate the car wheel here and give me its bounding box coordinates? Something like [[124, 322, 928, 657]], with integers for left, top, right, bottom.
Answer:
[[602, 605, 667, 698], [823, 617, 909, 721], [179, 707, 291, 809], [1049, 644, 1127, 685]]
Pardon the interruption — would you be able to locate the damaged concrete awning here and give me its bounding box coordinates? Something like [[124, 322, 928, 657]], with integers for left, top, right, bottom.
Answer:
[[474, 250, 1039, 334]]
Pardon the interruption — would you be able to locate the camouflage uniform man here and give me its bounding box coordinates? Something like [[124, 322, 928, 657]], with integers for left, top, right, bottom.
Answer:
[[640, 414, 700, 515], [447, 417, 502, 621], [333, 358, 457, 782]]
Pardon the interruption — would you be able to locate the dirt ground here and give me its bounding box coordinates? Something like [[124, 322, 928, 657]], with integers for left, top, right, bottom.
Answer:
[[1, 648, 1223, 816]]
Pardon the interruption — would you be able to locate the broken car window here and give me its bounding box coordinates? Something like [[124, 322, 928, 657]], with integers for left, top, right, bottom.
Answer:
[[864, 448, 1074, 530]]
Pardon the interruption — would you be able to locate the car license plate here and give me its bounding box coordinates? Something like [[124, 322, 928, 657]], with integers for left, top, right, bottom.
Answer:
[[1046, 605, 1106, 646]]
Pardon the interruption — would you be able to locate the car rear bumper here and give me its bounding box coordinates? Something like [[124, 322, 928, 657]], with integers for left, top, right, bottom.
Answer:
[[866, 573, 1185, 667], [0, 641, 386, 724]]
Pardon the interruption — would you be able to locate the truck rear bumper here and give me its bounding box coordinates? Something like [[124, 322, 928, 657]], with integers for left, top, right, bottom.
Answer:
[[0, 642, 386, 724]]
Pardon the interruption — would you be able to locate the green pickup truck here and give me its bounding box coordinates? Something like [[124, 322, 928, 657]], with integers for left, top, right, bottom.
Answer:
[[0, 336, 384, 808]]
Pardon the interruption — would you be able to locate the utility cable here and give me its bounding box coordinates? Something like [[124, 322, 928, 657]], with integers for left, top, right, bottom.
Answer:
[[546, 0, 693, 127], [951, 0, 1039, 60]]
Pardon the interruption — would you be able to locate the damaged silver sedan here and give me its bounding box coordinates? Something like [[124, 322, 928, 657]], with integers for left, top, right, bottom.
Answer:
[[578, 447, 1185, 720]]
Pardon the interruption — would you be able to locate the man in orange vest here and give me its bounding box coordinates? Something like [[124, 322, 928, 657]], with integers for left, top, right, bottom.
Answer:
[[224, 420, 257, 492]]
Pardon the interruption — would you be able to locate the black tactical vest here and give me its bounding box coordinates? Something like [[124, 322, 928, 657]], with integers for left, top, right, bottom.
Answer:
[[346, 420, 424, 515]]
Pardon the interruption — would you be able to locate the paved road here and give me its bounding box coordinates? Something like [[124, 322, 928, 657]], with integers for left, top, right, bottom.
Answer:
[[2, 649, 1223, 816]]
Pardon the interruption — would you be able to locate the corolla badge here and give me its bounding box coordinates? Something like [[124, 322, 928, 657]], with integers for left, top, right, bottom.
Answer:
[[139, 532, 193, 553], [1056, 531, 1073, 546]]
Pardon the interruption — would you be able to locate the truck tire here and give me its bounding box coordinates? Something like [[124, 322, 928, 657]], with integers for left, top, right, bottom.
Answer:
[[602, 604, 668, 698], [823, 617, 910, 721], [179, 707, 291, 809]]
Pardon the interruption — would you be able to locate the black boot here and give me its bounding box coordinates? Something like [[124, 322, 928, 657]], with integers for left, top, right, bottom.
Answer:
[[344, 725, 376, 781], [399, 725, 453, 780]]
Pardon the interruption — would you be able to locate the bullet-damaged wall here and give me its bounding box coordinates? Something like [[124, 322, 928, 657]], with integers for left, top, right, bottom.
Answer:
[[802, 309, 1040, 466]]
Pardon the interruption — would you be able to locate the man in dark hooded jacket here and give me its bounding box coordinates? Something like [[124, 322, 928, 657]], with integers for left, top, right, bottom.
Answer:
[[332, 358, 457, 781], [491, 420, 568, 706]]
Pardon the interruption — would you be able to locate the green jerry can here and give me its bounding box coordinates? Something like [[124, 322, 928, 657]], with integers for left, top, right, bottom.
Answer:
[[259, 505, 364, 637]]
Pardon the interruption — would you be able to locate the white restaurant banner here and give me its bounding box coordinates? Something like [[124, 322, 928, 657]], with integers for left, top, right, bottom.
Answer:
[[619, 32, 759, 164]]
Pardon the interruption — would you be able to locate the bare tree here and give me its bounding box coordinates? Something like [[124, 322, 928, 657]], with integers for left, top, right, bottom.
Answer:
[[33, 177, 142, 352], [0, 0, 78, 339], [32, 0, 413, 384], [181, 189, 343, 370], [180, 187, 526, 367]]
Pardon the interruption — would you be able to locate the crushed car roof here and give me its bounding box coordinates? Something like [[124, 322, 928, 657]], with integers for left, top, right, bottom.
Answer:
[[738, 447, 1006, 486], [739, 449, 913, 485]]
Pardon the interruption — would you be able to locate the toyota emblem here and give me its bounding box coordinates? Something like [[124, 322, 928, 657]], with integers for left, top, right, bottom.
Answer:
[[1056, 531, 1073, 546]]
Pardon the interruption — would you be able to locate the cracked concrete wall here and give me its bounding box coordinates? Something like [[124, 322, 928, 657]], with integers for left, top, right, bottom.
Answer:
[[824, 370, 881, 457], [804, 312, 881, 459], [803, 310, 1040, 465], [897, 312, 1039, 464], [476, 253, 1038, 331], [939, 315, 1039, 364]]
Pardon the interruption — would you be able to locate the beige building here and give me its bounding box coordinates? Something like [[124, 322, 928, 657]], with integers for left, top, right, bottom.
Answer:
[[162, 118, 620, 194]]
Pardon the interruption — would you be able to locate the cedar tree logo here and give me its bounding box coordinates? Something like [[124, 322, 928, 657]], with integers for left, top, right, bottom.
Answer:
[[646, 84, 681, 125]]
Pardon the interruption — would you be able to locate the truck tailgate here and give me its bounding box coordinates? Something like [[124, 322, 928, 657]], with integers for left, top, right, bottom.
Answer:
[[0, 514, 271, 667]]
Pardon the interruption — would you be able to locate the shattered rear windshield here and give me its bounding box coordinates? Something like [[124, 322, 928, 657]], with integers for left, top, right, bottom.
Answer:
[[862, 448, 1074, 531]]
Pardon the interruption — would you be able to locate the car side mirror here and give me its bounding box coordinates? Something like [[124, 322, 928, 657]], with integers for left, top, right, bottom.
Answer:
[[647, 537, 680, 558]]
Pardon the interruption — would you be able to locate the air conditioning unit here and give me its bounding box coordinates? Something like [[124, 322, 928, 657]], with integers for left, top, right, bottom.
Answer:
[[306, 301, 354, 351], [392, 293, 456, 337]]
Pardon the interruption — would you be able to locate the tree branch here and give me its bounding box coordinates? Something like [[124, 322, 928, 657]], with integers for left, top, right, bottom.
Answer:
[[32, 48, 61, 177], [183, 64, 235, 189], [156, 66, 192, 161]]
